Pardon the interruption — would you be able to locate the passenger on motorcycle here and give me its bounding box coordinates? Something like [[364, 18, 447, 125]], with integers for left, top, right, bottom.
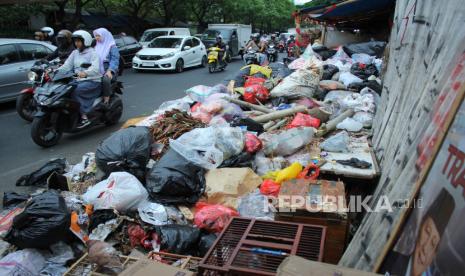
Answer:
[[46, 30, 75, 64], [93, 27, 120, 104], [269, 34, 278, 45], [58, 30, 101, 128], [213, 35, 227, 66]]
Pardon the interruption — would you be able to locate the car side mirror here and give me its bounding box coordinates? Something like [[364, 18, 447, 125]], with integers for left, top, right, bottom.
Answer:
[[183, 46, 191, 51], [80, 63, 91, 69]]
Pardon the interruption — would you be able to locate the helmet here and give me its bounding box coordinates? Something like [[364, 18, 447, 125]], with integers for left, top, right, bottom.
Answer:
[[41, 27, 54, 37], [216, 35, 223, 41], [290, 34, 295, 38], [72, 30, 93, 47], [56, 29, 72, 46]]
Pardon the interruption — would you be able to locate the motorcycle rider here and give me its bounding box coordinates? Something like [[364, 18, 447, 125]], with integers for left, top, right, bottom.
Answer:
[[245, 34, 259, 51], [58, 30, 101, 128], [40, 27, 55, 45], [287, 34, 296, 46], [93, 27, 120, 105], [269, 34, 278, 46], [34, 31, 45, 41], [46, 30, 75, 64], [213, 35, 227, 67]]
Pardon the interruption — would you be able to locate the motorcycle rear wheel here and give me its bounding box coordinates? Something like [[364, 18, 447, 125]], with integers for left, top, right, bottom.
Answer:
[[16, 93, 35, 122], [105, 100, 123, 126], [31, 115, 62, 147], [208, 63, 215, 73]]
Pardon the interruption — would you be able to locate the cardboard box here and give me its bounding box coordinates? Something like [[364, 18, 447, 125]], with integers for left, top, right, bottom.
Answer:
[[120, 259, 194, 276], [277, 256, 381, 276]]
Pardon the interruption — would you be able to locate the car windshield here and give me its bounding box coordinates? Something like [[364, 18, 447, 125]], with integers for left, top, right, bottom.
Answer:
[[203, 29, 232, 39], [149, 38, 183, 48], [140, 31, 168, 42]]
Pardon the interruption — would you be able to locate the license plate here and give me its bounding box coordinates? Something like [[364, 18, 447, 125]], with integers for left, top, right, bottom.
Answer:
[[142, 62, 155, 67]]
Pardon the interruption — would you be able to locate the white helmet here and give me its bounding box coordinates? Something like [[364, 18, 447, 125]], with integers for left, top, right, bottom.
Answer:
[[72, 30, 93, 47], [41, 26, 54, 36]]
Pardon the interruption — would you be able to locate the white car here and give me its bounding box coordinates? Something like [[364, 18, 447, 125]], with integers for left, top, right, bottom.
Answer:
[[132, 35, 207, 73]]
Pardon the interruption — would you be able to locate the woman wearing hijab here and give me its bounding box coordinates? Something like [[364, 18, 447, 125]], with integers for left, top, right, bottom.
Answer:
[[93, 28, 120, 104]]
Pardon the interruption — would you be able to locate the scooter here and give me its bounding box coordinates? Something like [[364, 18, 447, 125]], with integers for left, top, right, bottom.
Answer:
[[244, 48, 259, 65], [207, 47, 227, 73], [16, 59, 60, 122], [31, 64, 123, 147], [267, 44, 278, 63]]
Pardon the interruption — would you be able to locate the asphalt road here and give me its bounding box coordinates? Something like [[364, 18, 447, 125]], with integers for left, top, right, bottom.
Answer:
[[0, 58, 245, 195]]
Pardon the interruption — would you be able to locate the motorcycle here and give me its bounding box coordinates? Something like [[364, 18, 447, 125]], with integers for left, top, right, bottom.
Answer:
[[207, 47, 227, 73], [244, 48, 259, 65], [287, 40, 296, 58], [278, 41, 285, 53], [16, 59, 60, 122], [267, 44, 278, 63], [31, 64, 123, 147]]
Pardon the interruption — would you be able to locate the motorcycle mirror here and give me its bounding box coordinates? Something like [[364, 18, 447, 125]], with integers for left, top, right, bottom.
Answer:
[[80, 63, 91, 69]]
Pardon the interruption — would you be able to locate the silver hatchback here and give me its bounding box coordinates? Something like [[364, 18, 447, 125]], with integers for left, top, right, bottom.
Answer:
[[0, 39, 56, 103]]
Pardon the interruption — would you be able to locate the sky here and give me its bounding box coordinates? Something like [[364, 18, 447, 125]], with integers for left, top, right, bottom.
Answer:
[[294, 0, 312, 5]]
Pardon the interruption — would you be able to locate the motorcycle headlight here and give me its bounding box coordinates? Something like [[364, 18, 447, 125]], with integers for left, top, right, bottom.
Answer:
[[28, 71, 38, 81], [162, 52, 175, 59]]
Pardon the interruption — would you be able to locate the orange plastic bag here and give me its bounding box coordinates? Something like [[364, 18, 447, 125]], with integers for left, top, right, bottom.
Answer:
[[244, 76, 266, 87], [260, 179, 281, 197], [297, 163, 320, 180], [194, 202, 239, 233], [286, 113, 320, 129], [243, 84, 269, 104]]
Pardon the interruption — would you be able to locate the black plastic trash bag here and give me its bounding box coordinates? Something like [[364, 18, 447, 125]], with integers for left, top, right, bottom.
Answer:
[[231, 117, 264, 134], [5, 190, 70, 249], [269, 62, 292, 79], [155, 225, 201, 255], [89, 209, 118, 232], [146, 149, 205, 204], [16, 158, 67, 186], [96, 126, 151, 182], [198, 232, 217, 257], [350, 63, 379, 80], [343, 41, 387, 58], [348, 80, 382, 94], [313, 46, 337, 61], [3, 192, 29, 208], [219, 152, 254, 168], [322, 64, 339, 80]]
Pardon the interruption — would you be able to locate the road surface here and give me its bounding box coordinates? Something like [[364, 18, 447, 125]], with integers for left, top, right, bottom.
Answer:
[[0, 59, 245, 196]]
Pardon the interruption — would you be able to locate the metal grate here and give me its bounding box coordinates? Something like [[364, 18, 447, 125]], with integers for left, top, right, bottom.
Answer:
[[199, 217, 326, 275]]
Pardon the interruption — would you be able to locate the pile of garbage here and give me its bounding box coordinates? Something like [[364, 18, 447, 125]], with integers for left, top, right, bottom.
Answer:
[[0, 41, 384, 275]]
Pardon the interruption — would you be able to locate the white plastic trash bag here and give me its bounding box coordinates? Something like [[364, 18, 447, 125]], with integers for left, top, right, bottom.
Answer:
[[83, 172, 148, 212], [341, 93, 376, 113], [186, 85, 214, 102], [353, 112, 374, 127], [336, 118, 363, 132], [137, 201, 168, 226], [0, 249, 46, 276], [271, 68, 320, 99], [351, 53, 374, 65], [259, 127, 315, 157], [320, 131, 350, 152], [253, 152, 288, 176], [339, 72, 363, 87], [170, 126, 244, 170]]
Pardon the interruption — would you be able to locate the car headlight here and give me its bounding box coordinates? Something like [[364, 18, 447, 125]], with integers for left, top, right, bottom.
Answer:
[[28, 71, 38, 81], [162, 52, 175, 58]]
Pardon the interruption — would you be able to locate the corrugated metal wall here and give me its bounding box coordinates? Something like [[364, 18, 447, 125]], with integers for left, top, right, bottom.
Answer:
[[340, 0, 465, 270]]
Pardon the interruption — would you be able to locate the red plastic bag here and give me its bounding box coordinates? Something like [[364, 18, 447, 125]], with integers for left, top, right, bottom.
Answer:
[[127, 223, 152, 249], [194, 202, 239, 233], [245, 133, 262, 153], [286, 113, 320, 129], [243, 84, 269, 104], [244, 76, 266, 87], [260, 179, 280, 197], [297, 163, 320, 181]]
